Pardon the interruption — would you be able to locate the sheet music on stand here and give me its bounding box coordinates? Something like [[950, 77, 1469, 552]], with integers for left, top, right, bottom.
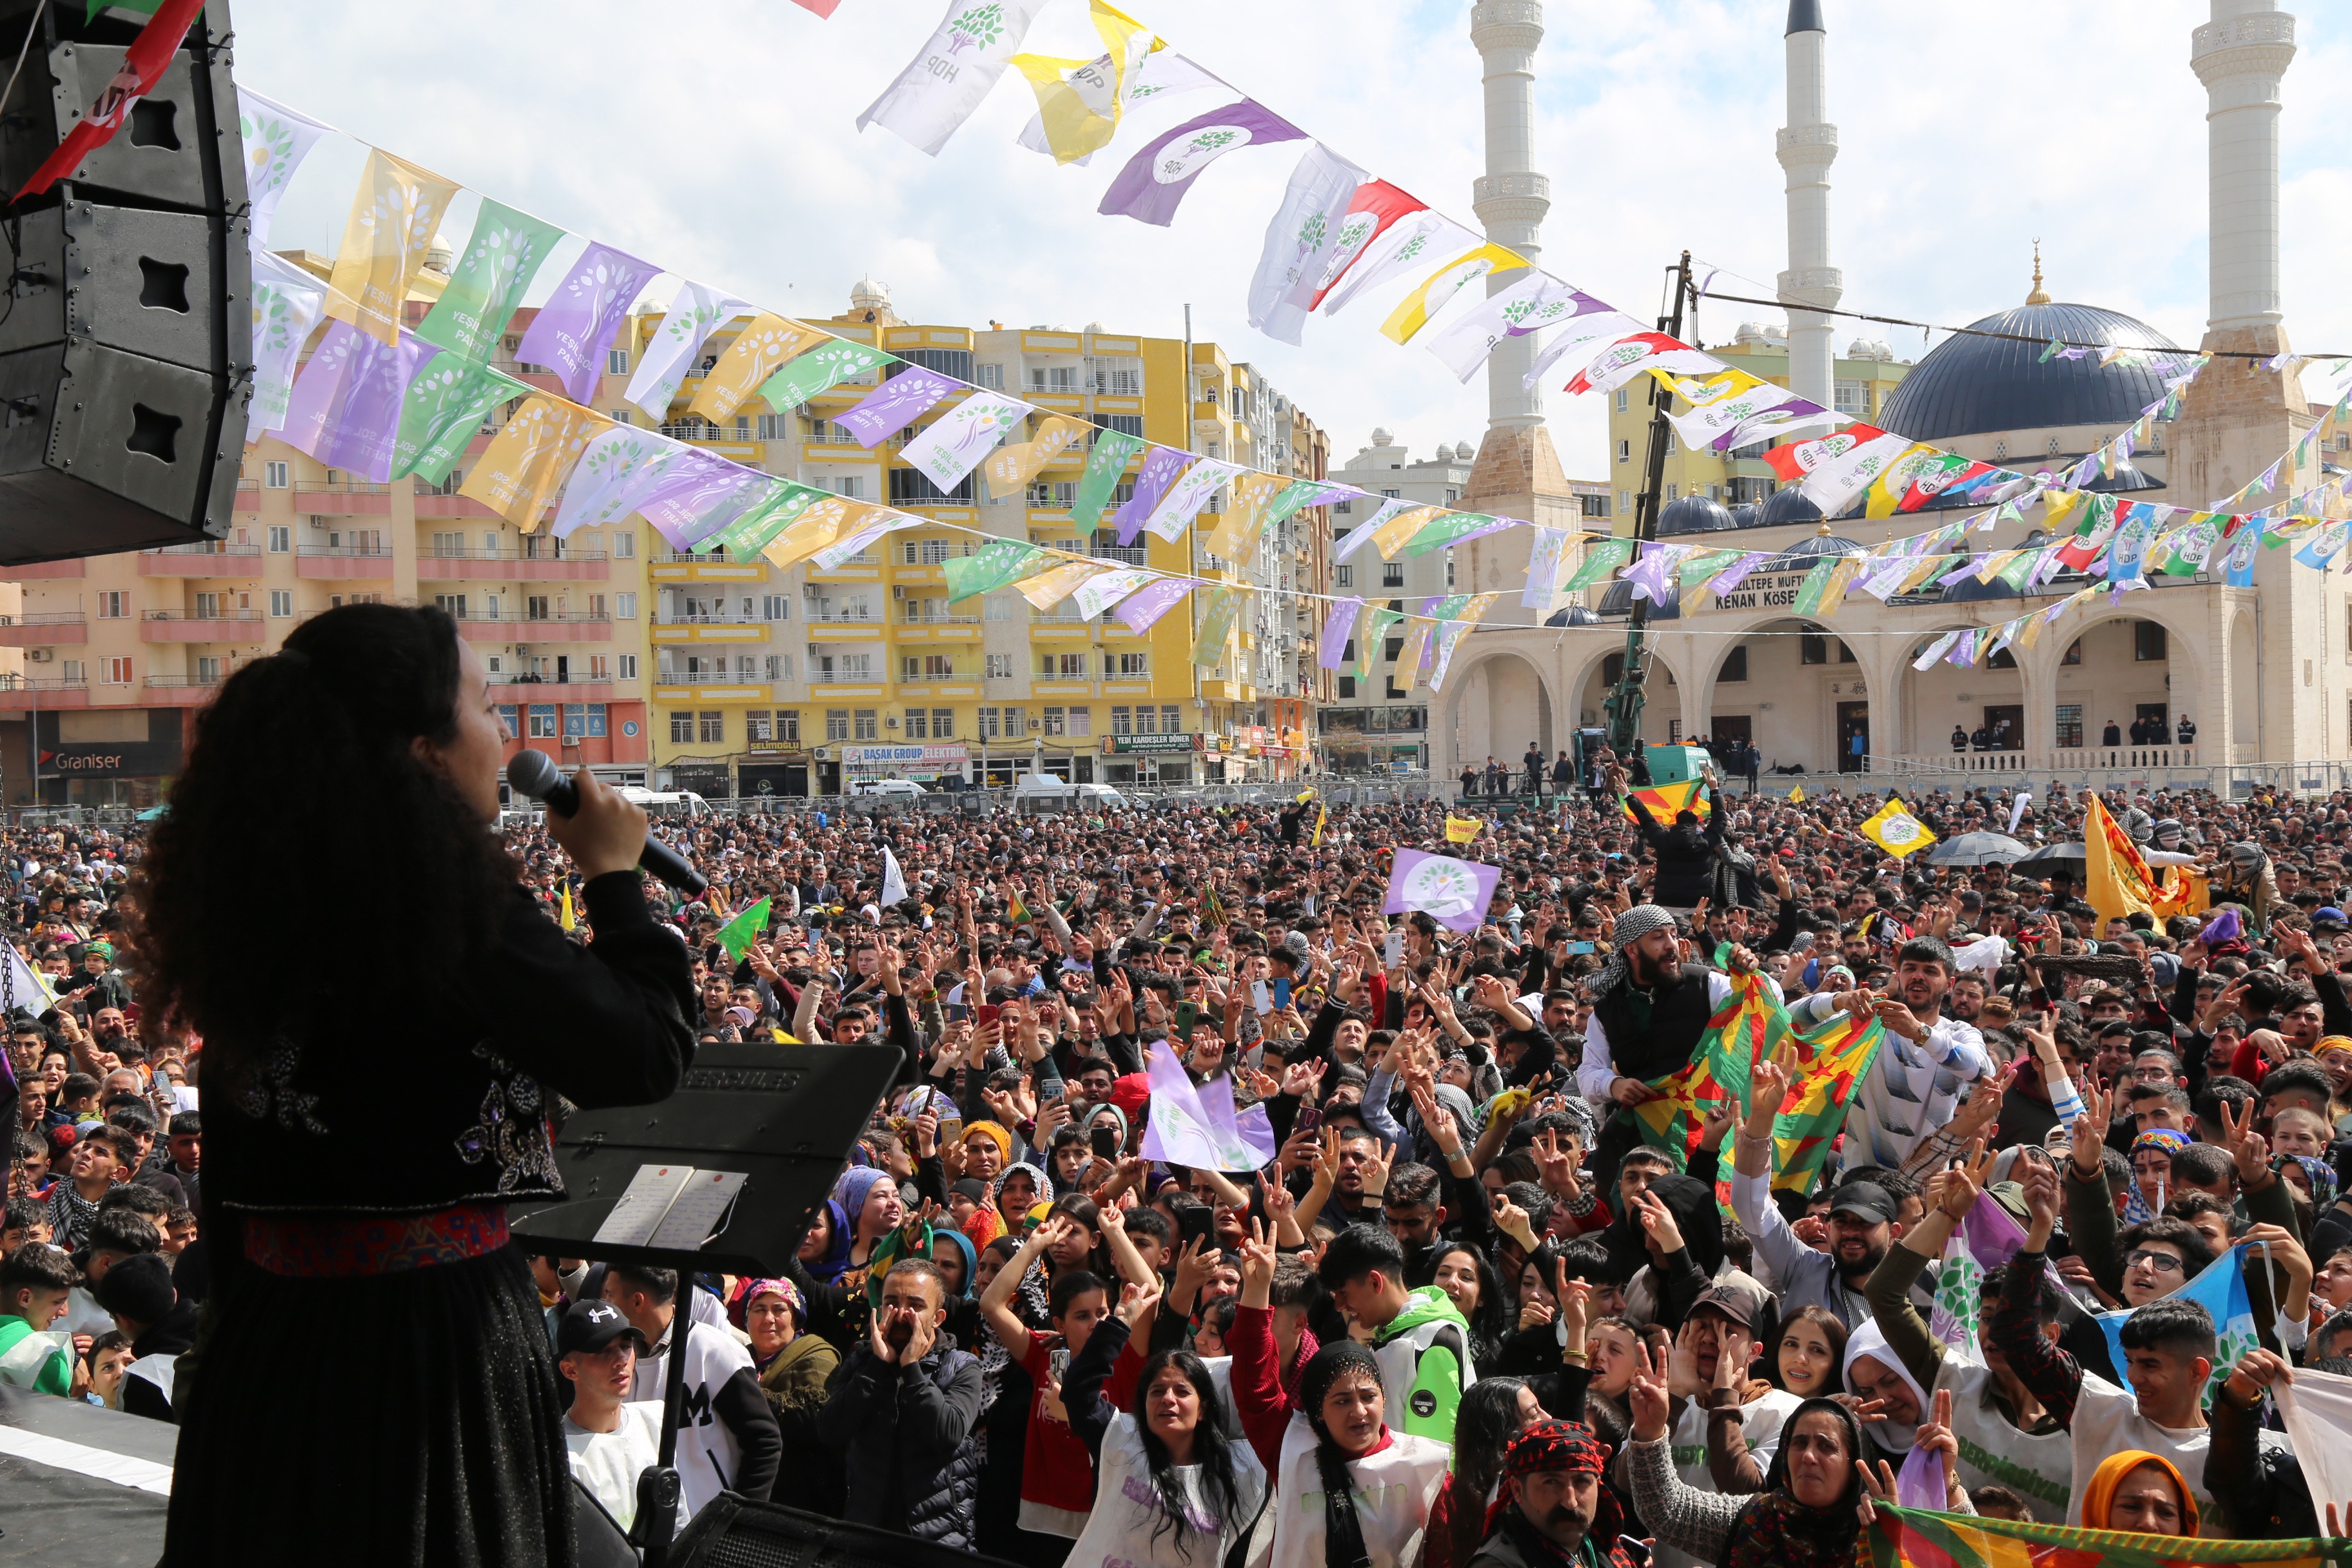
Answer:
[[508, 1040, 898, 1568]]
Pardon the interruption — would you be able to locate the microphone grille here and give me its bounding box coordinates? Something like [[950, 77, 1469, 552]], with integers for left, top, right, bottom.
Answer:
[[505, 749, 558, 798]]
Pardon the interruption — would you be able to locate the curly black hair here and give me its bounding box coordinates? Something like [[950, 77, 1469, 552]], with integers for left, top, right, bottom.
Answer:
[[130, 605, 516, 1068]]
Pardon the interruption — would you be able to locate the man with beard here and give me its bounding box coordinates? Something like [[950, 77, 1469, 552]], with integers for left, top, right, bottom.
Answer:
[[1576, 905, 1774, 1198], [1470, 1419, 1639, 1568], [819, 1259, 986, 1550], [1730, 1060, 1908, 1329], [1805, 936, 1993, 1171]]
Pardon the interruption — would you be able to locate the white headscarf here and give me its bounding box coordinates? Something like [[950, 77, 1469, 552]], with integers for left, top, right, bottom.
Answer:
[[1842, 1317, 1927, 1455]]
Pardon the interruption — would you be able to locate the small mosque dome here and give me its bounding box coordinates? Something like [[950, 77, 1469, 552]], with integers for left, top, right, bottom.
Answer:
[[1454, 442, 1476, 461], [1753, 486, 1824, 528], [850, 276, 892, 311], [1656, 493, 1737, 536], [1370, 427, 1395, 447], [1084, 320, 1106, 333], [423, 231, 454, 275]]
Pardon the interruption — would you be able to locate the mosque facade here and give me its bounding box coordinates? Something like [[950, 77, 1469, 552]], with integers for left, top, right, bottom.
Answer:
[[1431, 1, 2334, 793]]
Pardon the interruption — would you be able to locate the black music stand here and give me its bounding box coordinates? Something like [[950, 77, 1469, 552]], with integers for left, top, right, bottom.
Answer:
[[509, 1040, 899, 1568]]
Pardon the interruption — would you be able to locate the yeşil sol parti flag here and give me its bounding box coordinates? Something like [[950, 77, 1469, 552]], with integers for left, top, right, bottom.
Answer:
[[1380, 848, 1501, 936]]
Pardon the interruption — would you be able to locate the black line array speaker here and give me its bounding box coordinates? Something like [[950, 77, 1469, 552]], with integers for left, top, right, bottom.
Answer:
[[0, 0, 249, 566], [670, 1496, 1024, 1568]]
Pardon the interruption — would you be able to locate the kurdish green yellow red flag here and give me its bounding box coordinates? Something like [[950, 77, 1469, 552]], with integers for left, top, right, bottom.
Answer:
[[1770, 1003, 1885, 1193], [1868, 1502, 2337, 1568], [1619, 777, 1709, 824], [1633, 971, 1778, 1168], [1632, 971, 1884, 1189]]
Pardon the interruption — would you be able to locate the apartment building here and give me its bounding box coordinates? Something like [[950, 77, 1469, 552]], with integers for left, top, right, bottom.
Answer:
[[649, 280, 1335, 796]]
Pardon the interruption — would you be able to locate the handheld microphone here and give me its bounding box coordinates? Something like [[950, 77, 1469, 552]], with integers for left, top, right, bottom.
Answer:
[[505, 750, 709, 897]]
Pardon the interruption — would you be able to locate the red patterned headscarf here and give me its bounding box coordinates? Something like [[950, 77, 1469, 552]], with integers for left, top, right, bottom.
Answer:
[[1485, 1420, 1629, 1563]]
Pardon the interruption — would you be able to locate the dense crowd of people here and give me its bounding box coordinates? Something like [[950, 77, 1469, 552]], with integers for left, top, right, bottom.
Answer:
[[13, 757, 2352, 1565]]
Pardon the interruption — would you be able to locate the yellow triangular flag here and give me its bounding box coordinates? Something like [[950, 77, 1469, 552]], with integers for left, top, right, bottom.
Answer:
[[1857, 796, 1936, 858], [1380, 244, 1529, 344], [1788, 784, 1805, 804], [559, 883, 576, 932]]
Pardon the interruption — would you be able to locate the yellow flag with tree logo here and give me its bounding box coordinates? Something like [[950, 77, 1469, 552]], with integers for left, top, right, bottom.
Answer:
[[689, 315, 827, 425], [1857, 796, 1937, 858], [326, 150, 460, 344], [460, 396, 611, 528], [1380, 244, 1529, 344]]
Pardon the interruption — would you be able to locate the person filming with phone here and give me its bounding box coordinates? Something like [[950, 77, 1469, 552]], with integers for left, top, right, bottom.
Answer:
[[133, 605, 697, 1567]]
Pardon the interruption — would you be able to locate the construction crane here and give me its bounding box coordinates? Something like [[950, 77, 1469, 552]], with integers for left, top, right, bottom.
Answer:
[[1602, 251, 1701, 758]]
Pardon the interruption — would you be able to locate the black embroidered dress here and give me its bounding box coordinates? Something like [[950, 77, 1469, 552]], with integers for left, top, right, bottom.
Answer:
[[162, 872, 695, 1567]]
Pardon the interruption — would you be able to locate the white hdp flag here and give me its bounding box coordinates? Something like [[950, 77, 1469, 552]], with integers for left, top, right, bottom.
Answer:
[[1246, 144, 1366, 346], [1798, 432, 1913, 514], [1427, 273, 1634, 384], [906, 391, 1034, 489], [881, 847, 909, 907], [2008, 791, 2032, 834], [2277, 1364, 2352, 1529], [1318, 211, 1477, 317], [858, 0, 1054, 156], [626, 282, 752, 422], [248, 251, 330, 442], [237, 90, 337, 250], [1, 940, 57, 1017]]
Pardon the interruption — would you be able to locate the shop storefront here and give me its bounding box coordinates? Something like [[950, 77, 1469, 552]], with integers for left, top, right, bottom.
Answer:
[[8, 709, 186, 807], [839, 741, 971, 787], [1098, 732, 1193, 786], [738, 756, 810, 799], [1317, 705, 1428, 774], [665, 761, 733, 799]]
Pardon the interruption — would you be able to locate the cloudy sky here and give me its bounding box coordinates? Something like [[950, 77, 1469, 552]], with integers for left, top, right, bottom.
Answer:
[[236, 0, 2347, 481]]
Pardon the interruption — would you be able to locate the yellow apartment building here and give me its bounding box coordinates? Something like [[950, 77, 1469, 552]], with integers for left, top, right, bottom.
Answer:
[[647, 279, 1333, 797]]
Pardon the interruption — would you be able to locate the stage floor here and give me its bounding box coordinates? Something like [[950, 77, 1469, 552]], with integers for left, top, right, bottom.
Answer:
[[0, 1383, 172, 1565]]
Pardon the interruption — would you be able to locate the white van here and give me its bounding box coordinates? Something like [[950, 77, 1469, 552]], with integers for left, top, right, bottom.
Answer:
[[849, 778, 927, 798], [1012, 774, 1128, 813], [617, 787, 712, 819]]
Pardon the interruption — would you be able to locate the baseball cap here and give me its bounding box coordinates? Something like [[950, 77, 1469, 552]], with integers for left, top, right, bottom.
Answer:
[[1828, 1182, 1897, 1225], [556, 1299, 647, 1358], [1687, 1284, 1757, 1329]]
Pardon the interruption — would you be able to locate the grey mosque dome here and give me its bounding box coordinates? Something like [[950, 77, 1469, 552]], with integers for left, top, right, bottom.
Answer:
[[1598, 578, 1680, 620], [1545, 604, 1603, 627], [1752, 486, 1823, 528], [1877, 300, 2184, 444], [1656, 493, 1737, 536], [1761, 525, 1865, 574]]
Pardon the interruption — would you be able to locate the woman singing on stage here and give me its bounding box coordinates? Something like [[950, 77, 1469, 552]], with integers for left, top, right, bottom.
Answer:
[[137, 605, 695, 1566]]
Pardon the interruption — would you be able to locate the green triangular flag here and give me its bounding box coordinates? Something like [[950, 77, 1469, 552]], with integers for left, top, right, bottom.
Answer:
[[716, 896, 772, 963]]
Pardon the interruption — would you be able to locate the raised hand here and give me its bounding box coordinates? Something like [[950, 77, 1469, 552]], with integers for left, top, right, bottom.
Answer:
[[1628, 1341, 1672, 1441], [1117, 1277, 1162, 1328], [1236, 1217, 1277, 1297], [1712, 1326, 1755, 1395], [2071, 1083, 2113, 1178], [2220, 1097, 2275, 1189], [1937, 1140, 1992, 1220], [1745, 1059, 1794, 1135]]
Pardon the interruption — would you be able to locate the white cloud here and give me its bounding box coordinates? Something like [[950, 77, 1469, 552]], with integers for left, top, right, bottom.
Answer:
[[233, 0, 2345, 487]]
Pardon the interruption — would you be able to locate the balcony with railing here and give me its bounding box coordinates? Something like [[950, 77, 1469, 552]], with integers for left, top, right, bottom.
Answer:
[[296, 544, 396, 580], [450, 614, 614, 644], [489, 676, 616, 702], [0, 675, 90, 709], [418, 547, 609, 583], [139, 543, 262, 576], [293, 482, 391, 516], [144, 674, 226, 707], [1090, 545, 1148, 567], [0, 613, 87, 647], [410, 484, 500, 519], [141, 611, 262, 643], [807, 667, 886, 686]]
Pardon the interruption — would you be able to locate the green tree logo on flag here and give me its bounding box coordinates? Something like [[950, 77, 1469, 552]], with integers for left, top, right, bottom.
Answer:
[[948, 3, 1005, 51], [255, 286, 298, 355], [242, 111, 298, 195], [1295, 210, 1328, 259]]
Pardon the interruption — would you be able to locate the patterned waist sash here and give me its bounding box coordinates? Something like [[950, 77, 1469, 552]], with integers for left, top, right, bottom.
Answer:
[[243, 1204, 510, 1278]]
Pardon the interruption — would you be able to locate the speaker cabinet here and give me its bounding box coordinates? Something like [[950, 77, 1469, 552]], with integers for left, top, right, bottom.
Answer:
[[0, 0, 250, 565]]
